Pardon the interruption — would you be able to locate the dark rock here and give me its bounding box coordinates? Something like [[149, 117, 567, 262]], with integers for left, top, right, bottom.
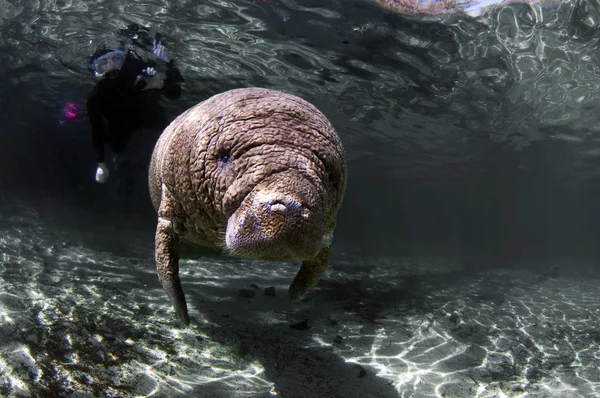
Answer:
[[239, 288, 256, 298]]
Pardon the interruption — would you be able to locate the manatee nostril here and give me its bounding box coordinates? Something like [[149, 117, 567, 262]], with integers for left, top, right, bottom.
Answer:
[[263, 197, 303, 214], [265, 200, 311, 220], [269, 203, 287, 212]]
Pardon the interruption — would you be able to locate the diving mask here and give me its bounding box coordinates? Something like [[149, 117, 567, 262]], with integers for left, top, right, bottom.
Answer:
[[93, 50, 126, 78]]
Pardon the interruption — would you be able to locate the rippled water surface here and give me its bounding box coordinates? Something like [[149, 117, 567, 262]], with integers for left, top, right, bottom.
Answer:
[[2, 0, 600, 252], [2, 0, 600, 397]]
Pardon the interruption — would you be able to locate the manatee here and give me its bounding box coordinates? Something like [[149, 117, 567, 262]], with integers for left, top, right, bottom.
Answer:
[[148, 87, 347, 325], [369, 0, 559, 17]]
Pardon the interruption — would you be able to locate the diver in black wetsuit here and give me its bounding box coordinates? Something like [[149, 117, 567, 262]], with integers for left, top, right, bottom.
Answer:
[[86, 37, 184, 184]]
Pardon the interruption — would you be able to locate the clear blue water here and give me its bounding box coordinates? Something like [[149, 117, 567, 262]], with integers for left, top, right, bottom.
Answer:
[[1, 0, 600, 397]]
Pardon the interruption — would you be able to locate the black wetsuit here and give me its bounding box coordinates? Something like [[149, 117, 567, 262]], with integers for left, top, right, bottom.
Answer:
[[86, 49, 183, 163]]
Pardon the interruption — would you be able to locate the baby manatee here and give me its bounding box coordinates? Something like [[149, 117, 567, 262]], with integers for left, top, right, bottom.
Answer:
[[148, 87, 347, 325]]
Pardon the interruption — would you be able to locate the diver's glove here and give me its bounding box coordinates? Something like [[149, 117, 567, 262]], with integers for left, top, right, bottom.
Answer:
[[153, 38, 169, 62], [135, 67, 164, 90], [95, 162, 109, 184]]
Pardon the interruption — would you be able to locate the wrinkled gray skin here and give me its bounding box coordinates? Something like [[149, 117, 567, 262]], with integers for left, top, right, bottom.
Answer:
[[149, 87, 347, 326]]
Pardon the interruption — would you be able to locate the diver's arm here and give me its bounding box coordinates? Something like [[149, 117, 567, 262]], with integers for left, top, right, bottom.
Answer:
[[134, 64, 182, 99], [151, 39, 182, 100], [124, 42, 182, 97], [161, 62, 183, 100], [118, 50, 155, 92]]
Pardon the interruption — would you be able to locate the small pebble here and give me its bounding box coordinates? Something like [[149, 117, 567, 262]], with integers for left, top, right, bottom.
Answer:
[[450, 311, 462, 325], [290, 320, 309, 330], [264, 286, 276, 296], [237, 342, 249, 358], [354, 364, 367, 378]]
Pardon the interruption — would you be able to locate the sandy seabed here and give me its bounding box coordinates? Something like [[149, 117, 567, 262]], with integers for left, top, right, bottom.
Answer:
[[1, 205, 599, 398]]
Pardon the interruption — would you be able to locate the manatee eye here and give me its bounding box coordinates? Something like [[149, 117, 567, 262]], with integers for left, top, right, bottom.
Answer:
[[217, 148, 232, 166]]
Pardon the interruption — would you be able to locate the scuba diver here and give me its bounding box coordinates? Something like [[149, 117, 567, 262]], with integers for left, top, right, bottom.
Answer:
[[86, 30, 184, 186]]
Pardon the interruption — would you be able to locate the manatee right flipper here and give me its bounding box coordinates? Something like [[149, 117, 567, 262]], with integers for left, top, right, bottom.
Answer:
[[155, 186, 190, 326], [289, 246, 331, 302]]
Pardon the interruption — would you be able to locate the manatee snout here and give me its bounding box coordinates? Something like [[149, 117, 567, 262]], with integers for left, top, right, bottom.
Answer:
[[226, 172, 324, 261]]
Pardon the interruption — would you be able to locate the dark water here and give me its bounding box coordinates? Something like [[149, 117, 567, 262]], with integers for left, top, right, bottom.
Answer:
[[2, 0, 600, 263], [2, 0, 600, 396]]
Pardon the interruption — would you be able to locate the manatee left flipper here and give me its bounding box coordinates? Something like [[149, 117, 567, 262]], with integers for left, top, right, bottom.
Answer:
[[155, 185, 190, 326], [289, 246, 331, 301]]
